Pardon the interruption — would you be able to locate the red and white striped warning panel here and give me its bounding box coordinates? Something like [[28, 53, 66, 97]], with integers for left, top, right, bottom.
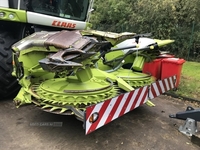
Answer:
[[85, 76, 176, 134], [85, 86, 148, 135], [149, 75, 176, 99]]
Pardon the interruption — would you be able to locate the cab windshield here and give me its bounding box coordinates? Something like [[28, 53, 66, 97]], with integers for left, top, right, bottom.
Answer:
[[29, 0, 90, 21]]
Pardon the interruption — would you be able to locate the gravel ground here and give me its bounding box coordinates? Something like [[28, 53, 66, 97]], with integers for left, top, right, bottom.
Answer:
[[0, 95, 200, 150]]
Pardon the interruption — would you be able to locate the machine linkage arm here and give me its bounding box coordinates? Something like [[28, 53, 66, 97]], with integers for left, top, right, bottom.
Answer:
[[169, 106, 200, 122]]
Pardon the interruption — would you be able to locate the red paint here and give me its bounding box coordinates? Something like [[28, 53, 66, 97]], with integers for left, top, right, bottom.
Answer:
[[52, 21, 76, 29]]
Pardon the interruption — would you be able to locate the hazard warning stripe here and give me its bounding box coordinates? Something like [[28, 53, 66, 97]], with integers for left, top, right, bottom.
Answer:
[[149, 75, 176, 99], [85, 76, 176, 135], [85, 86, 148, 135]]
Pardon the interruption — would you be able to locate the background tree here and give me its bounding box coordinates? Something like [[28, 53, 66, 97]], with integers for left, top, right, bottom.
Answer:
[[90, 0, 200, 60]]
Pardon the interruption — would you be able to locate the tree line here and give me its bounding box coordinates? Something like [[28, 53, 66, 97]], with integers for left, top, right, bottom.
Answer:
[[90, 0, 200, 60]]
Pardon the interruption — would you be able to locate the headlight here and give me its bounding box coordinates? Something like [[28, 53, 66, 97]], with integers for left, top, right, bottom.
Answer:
[[0, 12, 5, 18], [8, 13, 15, 19]]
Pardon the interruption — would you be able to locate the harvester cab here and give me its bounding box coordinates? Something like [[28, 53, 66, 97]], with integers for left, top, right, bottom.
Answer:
[[0, 0, 93, 30]]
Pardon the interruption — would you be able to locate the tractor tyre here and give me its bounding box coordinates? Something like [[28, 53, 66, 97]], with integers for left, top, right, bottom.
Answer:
[[0, 30, 20, 99]]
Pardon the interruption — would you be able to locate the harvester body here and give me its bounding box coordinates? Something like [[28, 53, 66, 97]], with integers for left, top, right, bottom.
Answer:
[[1, 0, 181, 135]]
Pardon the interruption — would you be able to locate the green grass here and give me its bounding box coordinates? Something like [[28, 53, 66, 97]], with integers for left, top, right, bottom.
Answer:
[[173, 61, 200, 100]]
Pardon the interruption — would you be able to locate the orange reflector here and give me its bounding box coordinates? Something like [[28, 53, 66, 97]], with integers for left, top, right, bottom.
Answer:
[[89, 112, 99, 123]]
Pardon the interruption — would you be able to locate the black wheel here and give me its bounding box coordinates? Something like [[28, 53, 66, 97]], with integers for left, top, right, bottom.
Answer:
[[0, 30, 21, 99]]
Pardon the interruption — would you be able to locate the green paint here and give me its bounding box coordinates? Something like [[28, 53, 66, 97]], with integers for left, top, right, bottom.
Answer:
[[0, 8, 27, 22], [12, 30, 174, 116], [132, 55, 145, 71]]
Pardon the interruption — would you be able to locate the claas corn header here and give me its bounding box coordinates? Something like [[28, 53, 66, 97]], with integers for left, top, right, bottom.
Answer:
[[12, 29, 177, 134]]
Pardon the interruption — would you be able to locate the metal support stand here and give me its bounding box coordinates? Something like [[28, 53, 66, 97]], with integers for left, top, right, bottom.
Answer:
[[170, 106, 200, 136], [178, 118, 198, 136]]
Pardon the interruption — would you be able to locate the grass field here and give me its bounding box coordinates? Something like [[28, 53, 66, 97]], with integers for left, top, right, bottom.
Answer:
[[173, 61, 200, 100]]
